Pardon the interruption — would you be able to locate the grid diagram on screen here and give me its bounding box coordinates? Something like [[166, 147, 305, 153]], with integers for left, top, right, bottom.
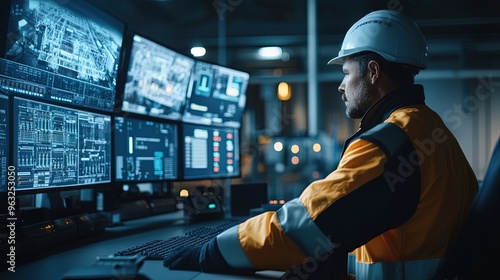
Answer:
[[121, 34, 195, 120], [114, 116, 178, 182], [0, 0, 124, 112], [13, 97, 112, 191]]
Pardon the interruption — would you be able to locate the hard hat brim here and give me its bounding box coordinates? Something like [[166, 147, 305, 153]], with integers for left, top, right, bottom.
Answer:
[[327, 56, 343, 65]]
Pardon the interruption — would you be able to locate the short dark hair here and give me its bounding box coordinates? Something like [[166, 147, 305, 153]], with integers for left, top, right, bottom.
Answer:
[[349, 51, 419, 88]]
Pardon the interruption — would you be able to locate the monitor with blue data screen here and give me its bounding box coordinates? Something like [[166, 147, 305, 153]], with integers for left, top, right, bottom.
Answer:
[[120, 33, 195, 120], [182, 123, 240, 180], [13, 97, 112, 192], [0, 0, 126, 112], [114, 116, 178, 182], [182, 61, 249, 128]]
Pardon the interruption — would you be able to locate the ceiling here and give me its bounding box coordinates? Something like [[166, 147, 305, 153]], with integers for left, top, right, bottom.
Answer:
[[88, 0, 500, 81]]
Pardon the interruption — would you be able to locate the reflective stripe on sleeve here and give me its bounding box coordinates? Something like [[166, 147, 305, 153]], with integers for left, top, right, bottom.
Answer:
[[277, 198, 338, 257], [216, 225, 256, 269]]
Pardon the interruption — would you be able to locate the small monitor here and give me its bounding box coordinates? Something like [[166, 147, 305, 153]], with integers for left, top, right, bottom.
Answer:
[[114, 116, 178, 182], [0, 94, 9, 192], [13, 97, 112, 192], [120, 33, 195, 120], [0, 0, 126, 112], [182, 123, 240, 180], [182, 61, 249, 128]]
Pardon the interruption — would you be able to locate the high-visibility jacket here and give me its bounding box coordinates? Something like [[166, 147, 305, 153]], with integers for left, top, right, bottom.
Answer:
[[216, 85, 478, 279]]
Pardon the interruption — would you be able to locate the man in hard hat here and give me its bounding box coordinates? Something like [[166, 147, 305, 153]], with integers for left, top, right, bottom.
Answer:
[[164, 10, 478, 280]]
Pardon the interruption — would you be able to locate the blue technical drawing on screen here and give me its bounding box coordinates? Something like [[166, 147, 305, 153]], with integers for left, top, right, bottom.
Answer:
[[0, 0, 125, 112], [114, 116, 178, 182], [183, 61, 249, 128], [13, 97, 112, 191], [121, 34, 194, 120]]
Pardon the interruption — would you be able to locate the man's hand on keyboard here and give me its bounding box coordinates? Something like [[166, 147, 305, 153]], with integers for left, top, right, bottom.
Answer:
[[163, 237, 232, 273]]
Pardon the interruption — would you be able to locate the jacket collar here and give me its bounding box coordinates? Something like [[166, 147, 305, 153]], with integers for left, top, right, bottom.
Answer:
[[341, 85, 426, 156], [359, 84, 426, 132]]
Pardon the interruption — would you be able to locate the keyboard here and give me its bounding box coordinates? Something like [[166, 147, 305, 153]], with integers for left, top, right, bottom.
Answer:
[[113, 219, 243, 260]]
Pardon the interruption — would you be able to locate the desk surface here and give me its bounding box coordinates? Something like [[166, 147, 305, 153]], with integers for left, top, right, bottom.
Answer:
[[0, 211, 284, 280]]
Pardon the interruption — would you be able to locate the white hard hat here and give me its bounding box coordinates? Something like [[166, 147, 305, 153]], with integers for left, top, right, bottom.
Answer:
[[328, 10, 428, 69]]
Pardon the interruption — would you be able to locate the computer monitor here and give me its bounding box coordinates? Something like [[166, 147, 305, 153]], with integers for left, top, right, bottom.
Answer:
[[182, 123, 240, 180], [0, 93, 9, 192], [13, 97, 112, 192], [182, 61, 249, 128], [114, 116, 178, 182], [0, 0, 126, 112], [120, 33, 195, 120]]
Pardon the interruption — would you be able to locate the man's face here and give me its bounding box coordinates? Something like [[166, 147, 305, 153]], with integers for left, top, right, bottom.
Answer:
[[338, 58, 377, 119]]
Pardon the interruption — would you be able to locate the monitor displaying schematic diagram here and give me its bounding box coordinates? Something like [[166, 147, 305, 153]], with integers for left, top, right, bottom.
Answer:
[[13, 97, 112, 191], [0, 0, 126, 112], [120, 33, 195, 120], [182, 61, 249, 128], [114, 116, 178, 182]]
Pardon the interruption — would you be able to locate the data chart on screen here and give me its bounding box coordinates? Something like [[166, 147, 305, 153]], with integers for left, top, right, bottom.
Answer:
[[183, 61, 249, 128], [182, 123, 240, 180], [114, 116, 178, 182]]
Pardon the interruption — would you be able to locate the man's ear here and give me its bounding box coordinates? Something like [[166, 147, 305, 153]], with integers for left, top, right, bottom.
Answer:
[[367, 60, 380, 84]]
